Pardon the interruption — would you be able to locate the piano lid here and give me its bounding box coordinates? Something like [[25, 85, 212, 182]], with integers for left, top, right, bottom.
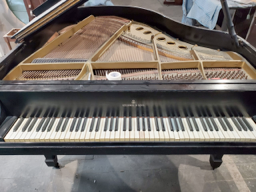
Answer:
[[11, 0, 87, 42]]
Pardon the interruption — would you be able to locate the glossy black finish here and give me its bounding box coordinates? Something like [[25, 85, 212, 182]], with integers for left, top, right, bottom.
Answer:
[[0, 142, 256, 155], [210, 154, 224, 170], [33, 0, 61, 16]]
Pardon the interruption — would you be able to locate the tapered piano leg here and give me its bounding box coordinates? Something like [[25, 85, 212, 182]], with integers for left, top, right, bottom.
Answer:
[[210, 154, 223, 170], [44, 155, 59, 168]]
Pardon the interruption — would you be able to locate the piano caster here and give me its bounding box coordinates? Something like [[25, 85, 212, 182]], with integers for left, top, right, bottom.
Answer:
[[209, 154, 223, 170], [44, 155, 60, 168]]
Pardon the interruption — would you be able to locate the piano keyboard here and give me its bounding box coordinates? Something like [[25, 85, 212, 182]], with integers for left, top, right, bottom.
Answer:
[[4, 116, 256, 142]]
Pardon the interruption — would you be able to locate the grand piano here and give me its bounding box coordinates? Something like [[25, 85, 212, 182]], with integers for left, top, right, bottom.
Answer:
[[1, 0, 256, 170]]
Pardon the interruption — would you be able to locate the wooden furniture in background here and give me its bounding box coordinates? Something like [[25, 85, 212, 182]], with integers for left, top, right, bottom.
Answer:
[[3, 28, 20, 50], [164, 0, 183, 5]]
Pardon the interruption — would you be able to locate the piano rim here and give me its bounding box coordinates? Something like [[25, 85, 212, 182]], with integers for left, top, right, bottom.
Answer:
[[0, 80, 256, 92], [0, 142, 256, 155]]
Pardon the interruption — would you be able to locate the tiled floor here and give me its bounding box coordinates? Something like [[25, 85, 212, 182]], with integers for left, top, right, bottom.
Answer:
[[0, 0, 256, 192]]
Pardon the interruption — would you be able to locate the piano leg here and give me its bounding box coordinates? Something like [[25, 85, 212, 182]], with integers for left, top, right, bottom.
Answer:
[[44, 155, 59, 168], [209, 154, 223, 170]]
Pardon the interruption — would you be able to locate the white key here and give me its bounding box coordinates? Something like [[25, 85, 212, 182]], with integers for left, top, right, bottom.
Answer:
[[16, 118, 33, 142], [196, 118, 209, 141], [4, 118, 23, 142], [176, 118, 185, 141], [70, 117, 81, 142], [151, 118, 159, 141], [115, 118, 121, 142], [212, 118, 225, 141], [193, 118, 205, 141], [95, 118, 106, 142], [84, 118, 93, 142], [206, 118, 220, 142], [79, 118, 90, 142], [13, 118, 29, 142], [181, 118, 194, 141], [120, 118, 126, 141], [110, 118, 116, 142], [104, 117, 111, 141], [214, 118, 231, 141], [134, 118, 140, 141], [89, 118, 99, 142], [49, 117, 63, 142], [156, 118, 165, 141], [144, 118, 150, 141], [24, 118, 42, 142], [33, 118, 48, 142], [164, 118, 175, 141], [53, 117, 67, 142], [244, 118, 256, 142], [139, 118, 145, 142], [129, 118, 135, 142], [59, 118, 72, 142], [95, 118, 105, 142], [228, 118, 250, 142], [148, 118, 155, 141], [45, 118, 60, 142], [180, 118, 190, 141], [39, 118, 53, 142], [170, 118, 180, 141], [124, 117, 130, 141], [202, 118, 215, 141]]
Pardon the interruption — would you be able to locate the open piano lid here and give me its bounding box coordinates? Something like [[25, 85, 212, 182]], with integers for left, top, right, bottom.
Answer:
[[11, 0, 88, 42]]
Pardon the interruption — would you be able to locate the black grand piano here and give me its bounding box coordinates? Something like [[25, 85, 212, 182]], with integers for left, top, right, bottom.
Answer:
[[1, 0, 256, 170]]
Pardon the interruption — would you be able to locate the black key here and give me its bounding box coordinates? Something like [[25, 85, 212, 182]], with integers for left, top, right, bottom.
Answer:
[[22, 117, 33, 132], [13, 118, 24, 132], [129, 117, 132, 131], [80, 117, 88, 132], [137, 117, 140, 131], [186, 118, 193, 131], [177, 118, 184, 131], [115, 117, 119, 131], [168, 117, 174, 131], [210, 117, 219, 131], [89, 117, 96, 132], [154, 117, 160, 131], [147, 117, 151, 131], [36, 117, 46, 132], [41, 117, 51, 132], [123, 117, 126, 131], [142, 117, 146, 131], [200, 118, 208, 131], [47, 118, 55, 132], [205, 118, 213, 131], [174, 118, 179, 132], [55, 117, 63, 132], [231, 117, 243, 131], [223, 118, 233, 131], [218, 118, 228, 131], [96, 117, 101, 132], [28, 118, 38, 132], [104, 117, 109, 131], [160, 117, 166, 131], [237, 117, 248, 131], [69, 117, 77, 132], [109, 117, 114, 131], [61, 117, 69, 132], [242, 117, 254, 131], [75, 117, 82, 132], [192, 118, 199, 131]]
